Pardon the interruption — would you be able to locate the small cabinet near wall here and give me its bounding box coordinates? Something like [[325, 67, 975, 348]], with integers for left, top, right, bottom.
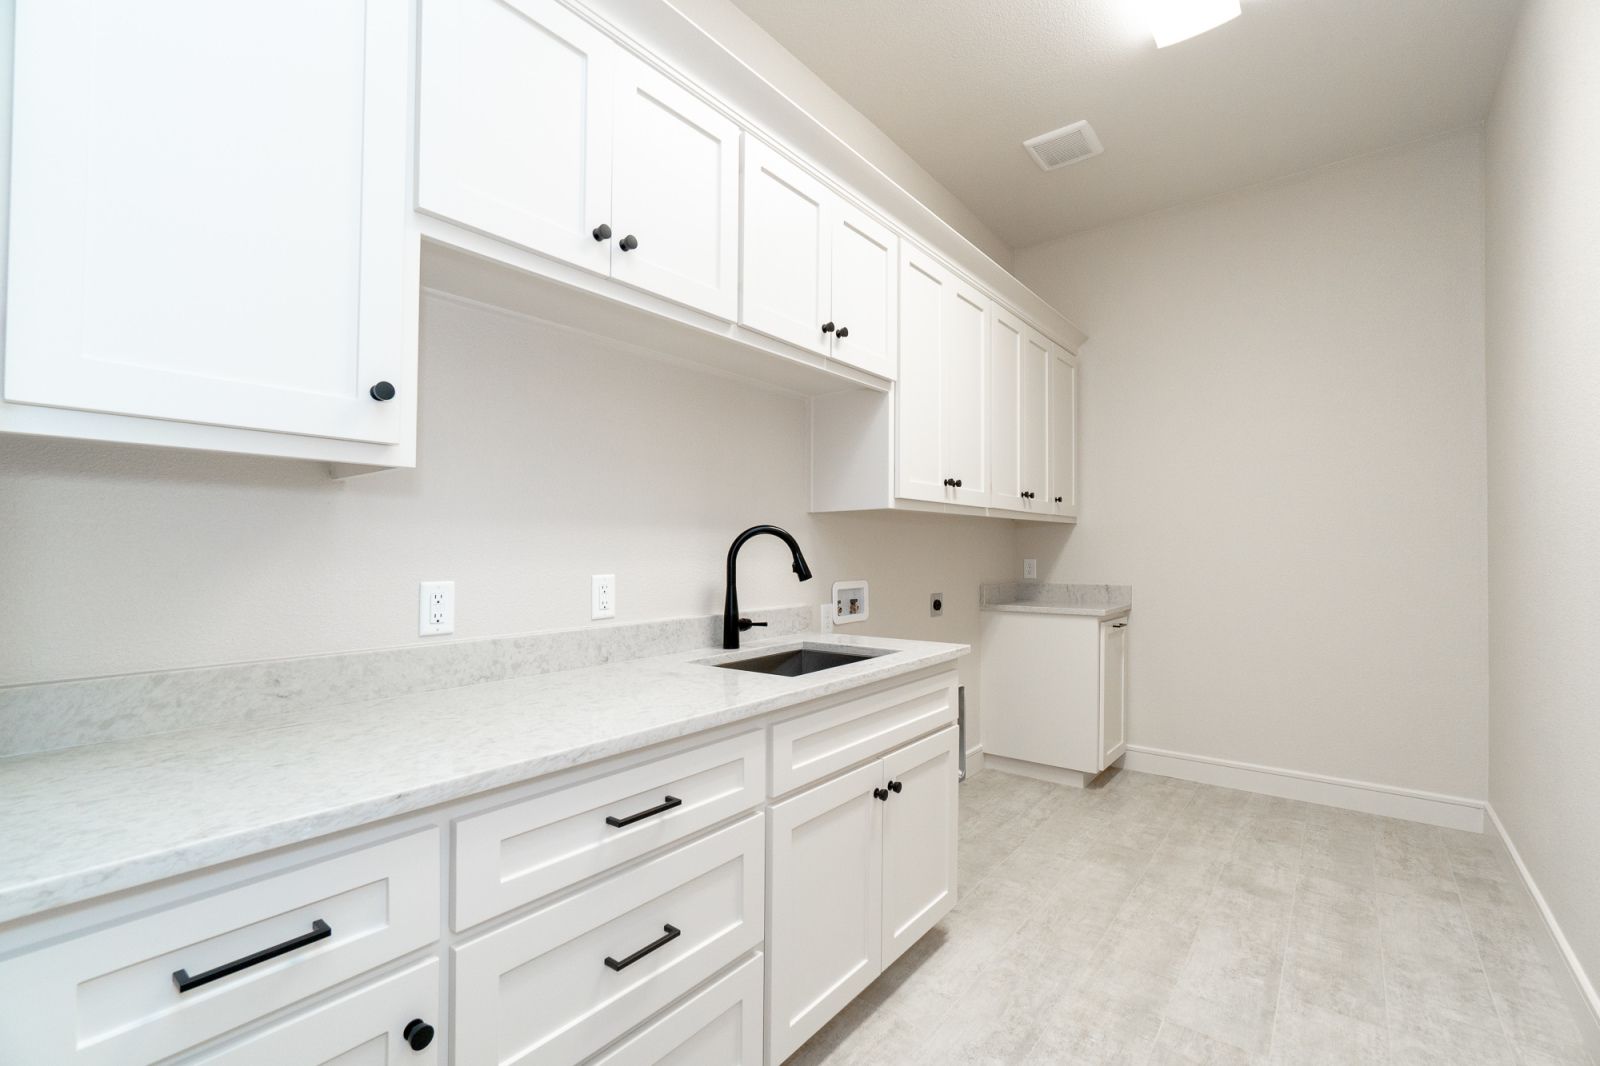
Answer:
[[740, 140, 896, 379], [896, 246, 989, 507], [980, 612, 1129, 782], [3, 0, 414, 462], [989, 306, 1051, 515], [419, 0, 740, 321], [767, 724, 958, 1064]]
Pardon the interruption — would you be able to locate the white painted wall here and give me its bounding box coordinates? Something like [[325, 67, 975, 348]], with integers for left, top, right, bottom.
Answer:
[[1009, 129, 1490, 800], [0, 295, 1012, 731], [1484, 0, 1600, 1000]]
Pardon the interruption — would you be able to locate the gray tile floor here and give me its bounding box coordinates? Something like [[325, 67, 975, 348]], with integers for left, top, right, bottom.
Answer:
[[787, 768, 1595, 1066]]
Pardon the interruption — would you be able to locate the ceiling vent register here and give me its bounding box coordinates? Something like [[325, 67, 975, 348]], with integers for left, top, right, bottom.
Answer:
[[1024, 120, 1104, 171]]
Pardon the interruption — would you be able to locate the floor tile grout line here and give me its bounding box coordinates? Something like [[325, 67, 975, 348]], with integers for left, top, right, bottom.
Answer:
[[1374, 819, 1395, 1062], [1441, 829, 1527, 1063], [1262, 812, 1311, 1062]]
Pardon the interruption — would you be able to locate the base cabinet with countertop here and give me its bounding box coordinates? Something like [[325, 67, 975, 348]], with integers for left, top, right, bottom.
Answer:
[[979, 584, 1131, 786], [0, 650, 963, 1066]]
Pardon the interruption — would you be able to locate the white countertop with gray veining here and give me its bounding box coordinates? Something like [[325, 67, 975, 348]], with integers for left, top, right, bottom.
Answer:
[[980, 581, 1133, 619], [0, 632, 966, 925]]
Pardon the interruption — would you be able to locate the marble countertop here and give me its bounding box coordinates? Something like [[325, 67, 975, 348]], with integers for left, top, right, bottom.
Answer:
[[980, 581, 1133, 619], [0, 632, 966, 925]]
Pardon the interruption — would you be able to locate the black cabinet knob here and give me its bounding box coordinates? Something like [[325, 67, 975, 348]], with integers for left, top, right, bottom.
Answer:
[[954, 479, 963, 488], [619, 234, 639, 251], [403, 1019, 435, 1052], [369, 381, 395, 402], [822, 321, 835, 333], [1055, 496, 1063, 503], [887, 780, 903, 793], [873, 787, 889, 801], [592, 223, 612, 241], [835, 326, 849, 339]]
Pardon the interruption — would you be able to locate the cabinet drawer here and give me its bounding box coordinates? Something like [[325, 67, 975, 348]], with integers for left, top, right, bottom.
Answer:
[[769, 670, 958, 795], [453, 814, 763, 1066], [0, 830, 439, 1066], [183, 958, 440, 1065], [454, 731, 763, 930], [589, 953, 763, 1066]]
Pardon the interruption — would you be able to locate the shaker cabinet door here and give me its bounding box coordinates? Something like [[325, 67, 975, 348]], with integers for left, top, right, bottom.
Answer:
[[739, 138, 831, 354], [767, 762, 884, 1064], [6, 0, 409, 444], [1050, 345, 1080, 518], [827, 203, 898, 380], [610, 59, 741, 320], [881, 726, 959, 968], [418, 0, 615, 277]]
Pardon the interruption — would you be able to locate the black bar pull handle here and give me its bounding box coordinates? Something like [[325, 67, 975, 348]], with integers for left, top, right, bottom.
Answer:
[[606, 795, 683, 828], [605, 924, 681, 971], [173, 919, 331, 993]]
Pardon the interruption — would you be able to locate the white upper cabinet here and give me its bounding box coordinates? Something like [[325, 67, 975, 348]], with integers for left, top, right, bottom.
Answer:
[[943, 276, 991, 507], [991, 310, 1055, 517], [609, 57, 741, 320], [418, 0, 614, 276], [739, 140, 831, 354], [419, 3, 739, 321], [895, 249, 951, 504], [989, 306, 1025, 512], [740, 140, 898, 378], [5, 0, 411, 446], [1050, 343, 1080, 517], [827, 202, 898, 379], [897, 246, 988, 507]]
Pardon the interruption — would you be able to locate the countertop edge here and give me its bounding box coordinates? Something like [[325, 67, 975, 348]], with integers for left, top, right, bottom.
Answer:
[[980, 603, 1132, 619], [0, 640, 969, 925]]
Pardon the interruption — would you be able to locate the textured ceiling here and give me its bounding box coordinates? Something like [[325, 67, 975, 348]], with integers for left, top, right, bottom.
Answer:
[[726, 0, 1521, 249]]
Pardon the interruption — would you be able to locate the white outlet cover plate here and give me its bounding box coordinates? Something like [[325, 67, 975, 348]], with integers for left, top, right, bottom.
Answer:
[[592, 574, 616, 620], [419, 580, 455, 636], [832, 580, 869, 625], [1023, 559, 1038, 579]]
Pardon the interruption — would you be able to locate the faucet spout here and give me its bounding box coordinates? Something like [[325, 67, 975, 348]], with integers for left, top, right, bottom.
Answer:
[[724, 525, 813, 649]]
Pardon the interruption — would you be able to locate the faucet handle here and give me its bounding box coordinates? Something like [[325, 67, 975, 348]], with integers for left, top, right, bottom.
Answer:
[[738, 618, 767, 632]]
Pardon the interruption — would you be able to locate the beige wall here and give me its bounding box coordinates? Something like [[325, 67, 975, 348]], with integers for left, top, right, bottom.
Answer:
[[1485, 0, 1600, 998], [0, 295, 1012, 727], [1009, 129, 1490, 800]]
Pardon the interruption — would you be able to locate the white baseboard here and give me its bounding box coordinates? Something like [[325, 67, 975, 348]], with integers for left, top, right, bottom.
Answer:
[[1485, 804, 1600, 1060], [1120, 745, 1485, 833], [963, 744, 985, 779]]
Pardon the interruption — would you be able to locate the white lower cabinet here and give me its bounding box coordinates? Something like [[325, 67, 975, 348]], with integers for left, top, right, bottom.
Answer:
[[0, 671, 964, 1066], [0, 830, 440, 1066], [183, 959, 440, 1066], [981, 612, 1130, 778], [452, 814, 764, 1065], [767, 724, 960, 1063], [880, 728, 960, 968], [589, 954, 763, 1066]]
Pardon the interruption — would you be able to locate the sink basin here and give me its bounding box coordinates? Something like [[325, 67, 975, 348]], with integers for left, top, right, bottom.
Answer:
[[711, 647, 887, 677]]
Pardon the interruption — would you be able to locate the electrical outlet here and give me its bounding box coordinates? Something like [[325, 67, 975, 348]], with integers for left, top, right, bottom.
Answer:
[[419, 581, 454, 636], [1023, 558, 1038, 580], [930, 592, 944, 617], [592, 574, 616, 620], [819, 603, 834, 634]]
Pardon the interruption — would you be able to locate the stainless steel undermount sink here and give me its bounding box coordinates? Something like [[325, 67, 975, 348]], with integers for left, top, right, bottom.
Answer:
[[710, 646, 889, 677]]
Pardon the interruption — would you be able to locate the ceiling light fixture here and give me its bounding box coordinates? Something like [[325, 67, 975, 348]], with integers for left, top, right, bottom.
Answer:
[[1142, 0, 1241, 47]]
